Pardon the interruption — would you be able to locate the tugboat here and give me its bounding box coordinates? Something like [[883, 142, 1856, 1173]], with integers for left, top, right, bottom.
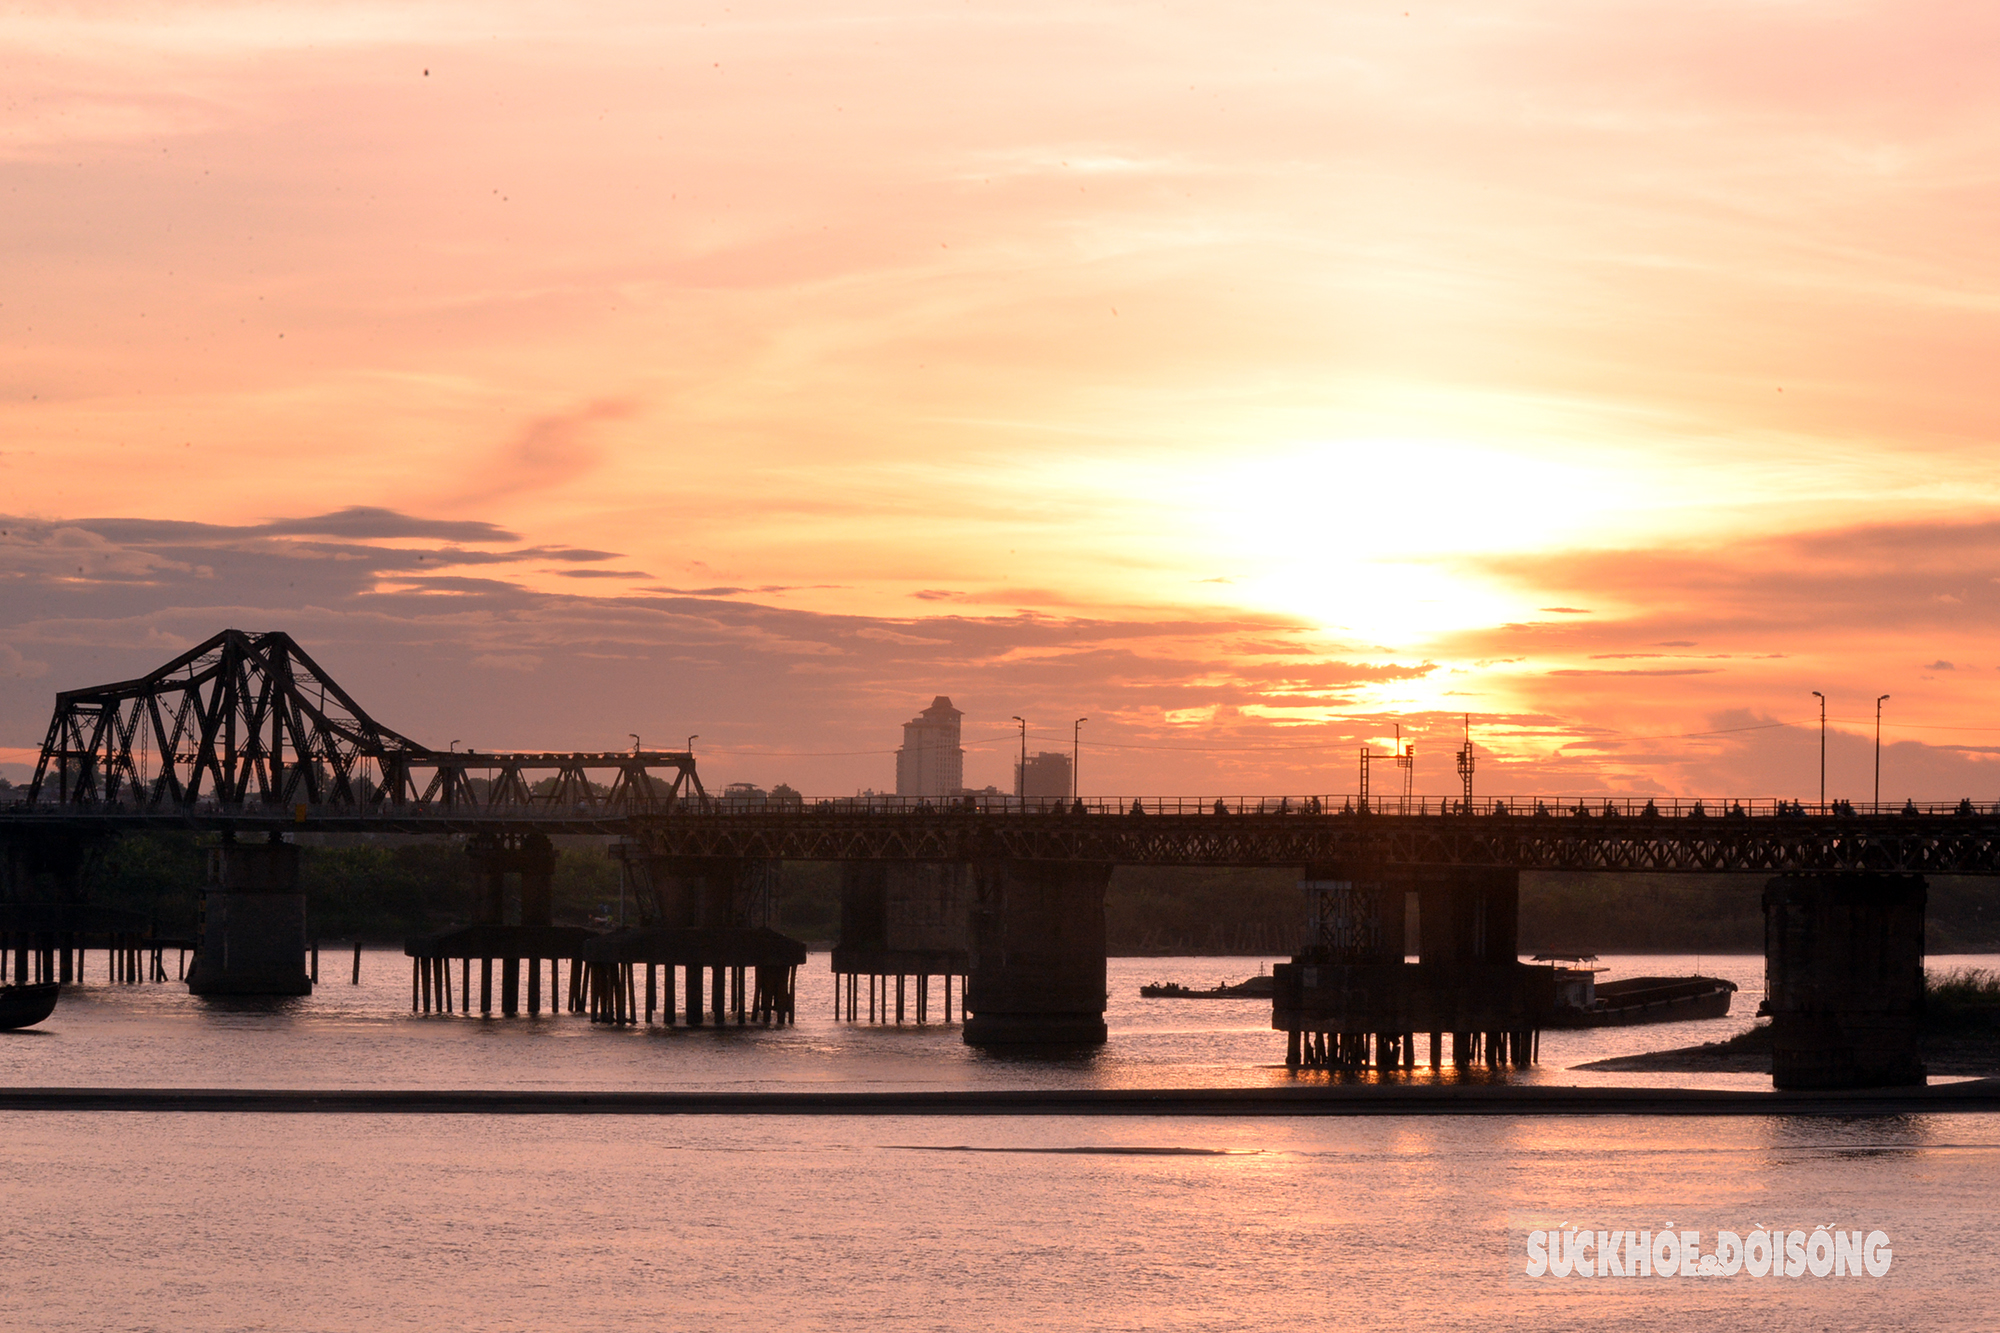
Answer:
[[1140, 973, 1276, 999], [1536, 955, 1737, 1028], [0, 982, 60, 1031]]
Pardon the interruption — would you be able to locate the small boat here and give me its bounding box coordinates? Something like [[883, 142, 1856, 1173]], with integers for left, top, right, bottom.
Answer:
[[1139, 974, 1275, 1000], [1536, 956, 1736, 1028], [0, 982, 60, 1031]]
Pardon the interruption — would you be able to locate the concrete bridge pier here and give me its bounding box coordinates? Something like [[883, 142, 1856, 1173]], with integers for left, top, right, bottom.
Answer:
[[467, 832, 557, 927], [1274, 865, 1547, 1072], [832, 863, 972, 1024], [187, 835, 311, 996], [579, 851, 807, 1027], [1764, 873, 1927, 1089], [401, 833, 571, 1018], [963, 860, 1112, 1046], [629, 853, 753, 928]]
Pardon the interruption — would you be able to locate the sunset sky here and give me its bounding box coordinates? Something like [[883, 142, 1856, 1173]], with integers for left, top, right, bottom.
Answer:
[[4, 0, 1998, 800]]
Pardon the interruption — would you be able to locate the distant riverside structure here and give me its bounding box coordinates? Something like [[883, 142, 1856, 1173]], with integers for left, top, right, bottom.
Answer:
[[895, 696, 964, 797], [1016, 751, 1072, 801]]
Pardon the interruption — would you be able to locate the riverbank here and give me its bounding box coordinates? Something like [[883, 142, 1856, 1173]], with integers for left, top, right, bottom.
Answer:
[[1577, 1025, 2000, 1077], [1576, 967, 2000, 1075]]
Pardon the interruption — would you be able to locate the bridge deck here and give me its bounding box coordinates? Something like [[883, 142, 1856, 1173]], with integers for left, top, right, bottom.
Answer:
[[8, 802, 2000, 873]]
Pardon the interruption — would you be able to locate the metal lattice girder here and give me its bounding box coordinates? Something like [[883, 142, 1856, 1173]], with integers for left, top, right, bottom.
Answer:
[[621, 809, 2000, 876], [23, 629, 706, 818]]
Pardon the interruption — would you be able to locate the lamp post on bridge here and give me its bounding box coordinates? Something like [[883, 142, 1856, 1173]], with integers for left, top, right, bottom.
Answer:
[[1875, 695, 1890, 811], [1012, 716, 1026, 802], [1073, 717, 1087, 802], [1811, 691, 1826, 811]]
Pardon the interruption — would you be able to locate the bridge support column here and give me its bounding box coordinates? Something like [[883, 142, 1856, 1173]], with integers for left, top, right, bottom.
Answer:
[[963, 861, 1110, 1046], [187, 837, 311, 996], [1764, 873, 1926, 1090], [832, 863, 971, 1024], [519, 844, 556, 928], [466, 833, 556, 926], [1275, 867, 1548, 1072]]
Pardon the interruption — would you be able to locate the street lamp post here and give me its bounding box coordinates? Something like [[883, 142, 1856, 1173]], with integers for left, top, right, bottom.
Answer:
[[1811, 691, 1826, 810], [1875, 694, 1890, 810], [1012, 716, 1026, 802], [1073, 717, 1087, 802]]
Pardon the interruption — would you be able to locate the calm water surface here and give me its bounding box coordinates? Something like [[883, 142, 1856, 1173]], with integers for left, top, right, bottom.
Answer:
[[3, 953, 1994, 1329]]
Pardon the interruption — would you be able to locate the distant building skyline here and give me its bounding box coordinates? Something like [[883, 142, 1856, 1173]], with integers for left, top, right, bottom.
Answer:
[[1016, 751, 1072, 802], [895, 696, 963, 797]]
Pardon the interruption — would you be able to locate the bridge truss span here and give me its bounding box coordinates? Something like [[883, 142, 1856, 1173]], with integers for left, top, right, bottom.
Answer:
[[21, 628, 704, 821], [626, 809, 2000, 875]]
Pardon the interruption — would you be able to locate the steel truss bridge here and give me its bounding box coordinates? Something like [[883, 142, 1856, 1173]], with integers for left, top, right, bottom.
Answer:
[[614, 803, 2000, 874], [16, 629, 703, 830], [8, 629, 2000, 874]]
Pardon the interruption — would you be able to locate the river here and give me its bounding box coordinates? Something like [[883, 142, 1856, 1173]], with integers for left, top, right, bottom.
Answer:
[[2, 951, 1993, 1329]]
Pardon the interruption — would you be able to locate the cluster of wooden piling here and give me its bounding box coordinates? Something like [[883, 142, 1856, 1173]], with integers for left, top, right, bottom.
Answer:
[[834, 970, 960, 1024], [3, 935, 186, 986], [579, 926, 808, 1031], [586, 961, 798, 1027], [411, 953, 577, 1016], [1286, 1027, 1536, 1071]]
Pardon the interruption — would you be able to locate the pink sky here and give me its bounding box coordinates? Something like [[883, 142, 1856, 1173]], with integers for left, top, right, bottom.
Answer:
[[4, 0, 1998, 800]]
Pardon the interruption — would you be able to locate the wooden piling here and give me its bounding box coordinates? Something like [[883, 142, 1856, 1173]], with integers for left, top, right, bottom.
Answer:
[[352, 942, 362, 985]]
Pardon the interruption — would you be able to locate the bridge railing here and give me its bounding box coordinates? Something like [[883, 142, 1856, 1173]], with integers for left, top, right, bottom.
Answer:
[[707, 794, 1999, 819], [7, 789, 1996, 820]]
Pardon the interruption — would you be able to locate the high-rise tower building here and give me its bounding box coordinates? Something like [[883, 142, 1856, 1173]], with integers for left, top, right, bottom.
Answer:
[[895, 696, 964, 796], [1016, 751, 1072, 801]]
